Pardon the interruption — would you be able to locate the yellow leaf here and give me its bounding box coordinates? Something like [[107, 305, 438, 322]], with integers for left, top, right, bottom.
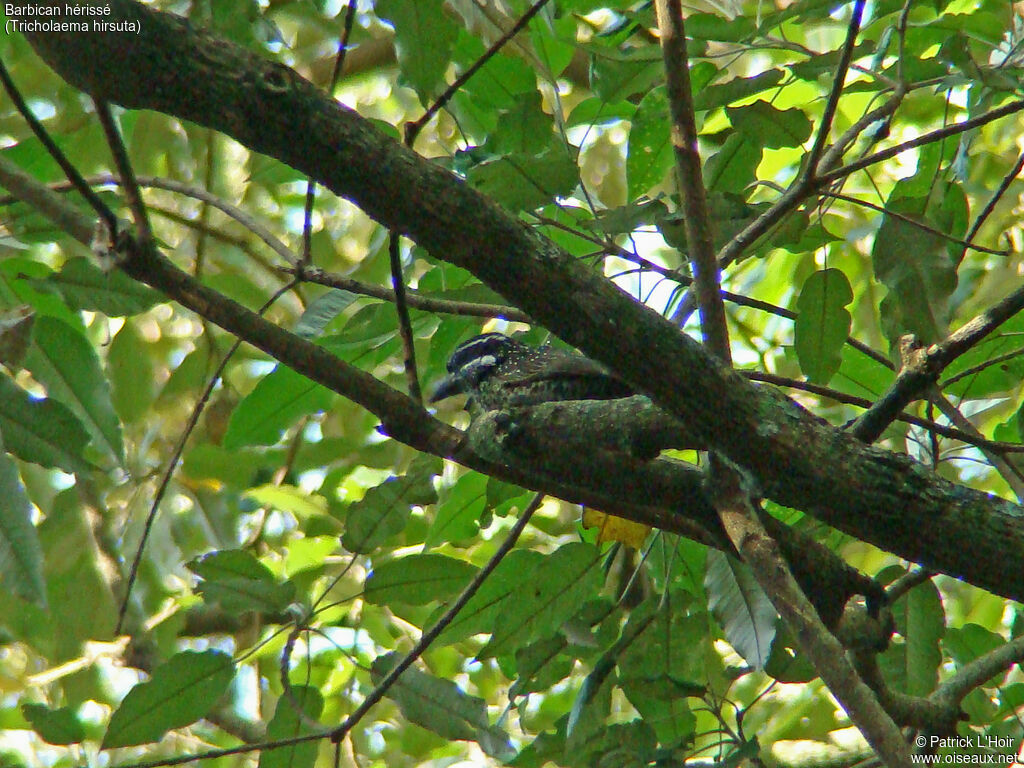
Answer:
[[582, 509, 651, 548]]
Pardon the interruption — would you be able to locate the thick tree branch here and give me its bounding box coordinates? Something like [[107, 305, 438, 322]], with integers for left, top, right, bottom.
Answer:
[[15, 2, 1024, 604]]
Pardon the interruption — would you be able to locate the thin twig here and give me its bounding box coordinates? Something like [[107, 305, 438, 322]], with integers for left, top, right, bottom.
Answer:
[[388, 232, 422, 403], [404, 0, 553, 145], [820, 99, 1024, 186], [301, 0, 359, 265], [823, 189, 1007, 256], [959, 149, 1024, 262], [745, 371, 1024, 453], [115, 282, 299, 635], [0, 56, 117, 235], [94, 99, 152, 243], [292, 264, 529, 321], [804, 0, 866, 176]]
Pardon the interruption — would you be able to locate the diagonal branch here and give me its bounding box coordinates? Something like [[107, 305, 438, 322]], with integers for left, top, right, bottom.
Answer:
[[804, 0, 866, 176], [15, 2, 1024, 605], [852, 282, 1024, 443]]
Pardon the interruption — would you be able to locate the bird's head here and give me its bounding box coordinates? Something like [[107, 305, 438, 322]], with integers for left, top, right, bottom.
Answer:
[[428, 332, 521, 404]]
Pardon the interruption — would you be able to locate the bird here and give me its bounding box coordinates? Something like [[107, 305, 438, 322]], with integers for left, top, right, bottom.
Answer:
[[429, 332, 634, 415]]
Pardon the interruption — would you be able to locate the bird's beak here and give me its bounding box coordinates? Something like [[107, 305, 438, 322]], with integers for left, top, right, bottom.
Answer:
[[428, 373, 464, 403]]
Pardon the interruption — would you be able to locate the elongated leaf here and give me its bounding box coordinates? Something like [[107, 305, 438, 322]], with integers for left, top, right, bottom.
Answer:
[[187, 549, 295, 615], [434, 549, 543, 646], [487, 542, 602, 655], [223, 365, 335, 449], [0, 374, 92, 473], [466, 140, 579, 213], [294, 289, 359, 339], [108, 320, 155, 423], [40, 489, 118, 662], [794, 268, 853, 384], [426, 470, 487, 548], [627, 86, 672, 199], [0, 447, 46, 606], [33, 257, 161, 316], [706, 551, 776, 669], [258, 686, 323, 768], [25, 316, 124, 465], [892, 579, 944, 697], [372, 652, 501, 746], [704, 133, 761, 194], [364, 553, 476, 606], [342, 455, 441, 553], [871, 146, 965, 344], [102, 650, 235, 748], [693, 70, 784, 111]]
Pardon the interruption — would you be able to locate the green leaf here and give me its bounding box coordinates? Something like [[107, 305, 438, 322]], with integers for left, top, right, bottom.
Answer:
[[693, 70, 785, 111], [187, 549, 296, 615], [705, 551, 776, 669], [618, 598, 708, 744], [258, 686, 323, 768], [294, 289, 359, 339], [871, 186, 962, 344], [108, 320, 155, 423], [944, 623, 1005, 688], [487, 542, 602, 655], [0, 374, 92, 473], [25, 316, 124, 465], [40, 489, 118, 660], [371, 652, 498, 744], [376, 0, 458, 104], [245, 484, 327, 520], [627, 86, 673, 199], [892, 580, 944, 697], [704, 133, 762, 194], [434, 549, 543, 646], [342, 455, 442, 553], [588, 49, 663, 103], [489, 90, 554, 156], [0, 305, 34, 369], [566, 97, 635, 128], [0, 448, 46, 606], [794, 269, 853, 384], [102, 650, 235, 748], [365, 553, 476, 606], [727, 102, 813, 149], [21, 703, 86, 745], [465, 139, 579, 213], [426, 470, 487, 547], [686, 13, 756, 41], [223, 365, 335, 449], [32, 257, 162, 316]]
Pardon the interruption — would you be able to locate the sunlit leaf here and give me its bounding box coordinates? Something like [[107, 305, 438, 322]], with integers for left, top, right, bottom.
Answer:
[[705, 551, 776, 669], [102, 650, 235, 748], [0, 446, 46, 606]]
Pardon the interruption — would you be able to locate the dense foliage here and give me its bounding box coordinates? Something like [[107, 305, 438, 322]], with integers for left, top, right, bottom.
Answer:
[[1, 0, 1024, 766]]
